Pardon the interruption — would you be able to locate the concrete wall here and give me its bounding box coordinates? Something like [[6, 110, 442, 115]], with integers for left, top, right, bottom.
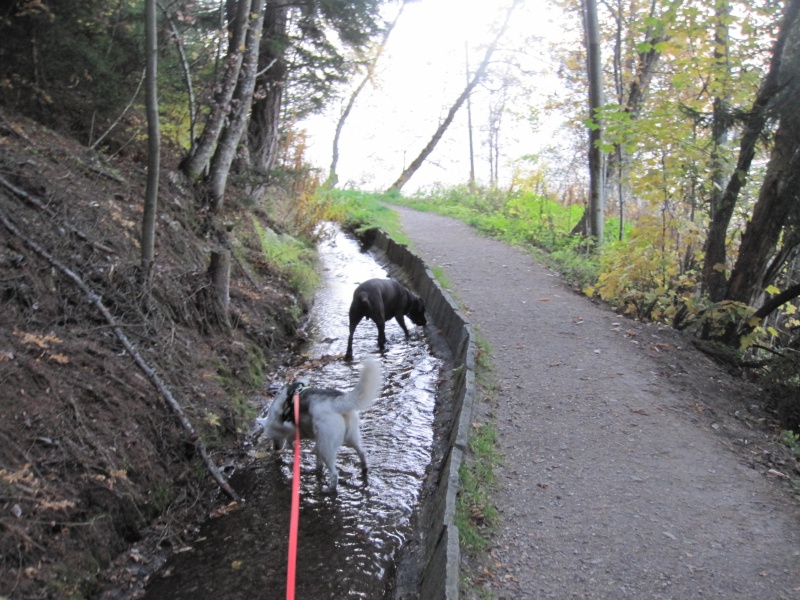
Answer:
[[367, 228, 476, 600]]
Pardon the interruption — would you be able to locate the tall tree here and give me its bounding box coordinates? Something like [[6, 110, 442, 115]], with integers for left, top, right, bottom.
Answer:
[[725, 53, 800, 304], [248, 0, 289, 180], [141, 0, 160, 285], [248, 0, 384, 184], [701, 0, 800, 301], [207, 0, 266, 212], [388, 0, 521, 193], [583, 0, 605, 244], [179, 0, 252, 181]]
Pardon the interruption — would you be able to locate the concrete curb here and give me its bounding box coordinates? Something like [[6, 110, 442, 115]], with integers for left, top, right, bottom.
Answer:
[[365, 228, 476, 600]]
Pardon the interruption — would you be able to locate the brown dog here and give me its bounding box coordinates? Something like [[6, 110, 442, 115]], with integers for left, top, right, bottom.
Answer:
[[345, 278, 427, 360]]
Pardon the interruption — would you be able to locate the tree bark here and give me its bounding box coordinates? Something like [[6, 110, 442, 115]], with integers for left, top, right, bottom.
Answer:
[[701, 0, 800, 301], [142, 0, 160, 285], [207, 0, 266, 213], [584, 0, 605, 244], [248, 1, 289, 179], [387, 0, 520, 193], [725, 114, 800, 304], [180, 0, 252, 181]]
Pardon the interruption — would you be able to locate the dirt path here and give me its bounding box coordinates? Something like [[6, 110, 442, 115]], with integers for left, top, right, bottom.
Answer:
[[395, 207, 800, 599]]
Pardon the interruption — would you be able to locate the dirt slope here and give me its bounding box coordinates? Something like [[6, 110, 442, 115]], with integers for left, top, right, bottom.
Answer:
[[395, 207, 800, 599], [0, 112, 303, 599]]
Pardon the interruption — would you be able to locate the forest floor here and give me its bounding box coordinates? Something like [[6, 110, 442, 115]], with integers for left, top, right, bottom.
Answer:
[[395, 207, 800, 599], [0, 112, 304, 599]]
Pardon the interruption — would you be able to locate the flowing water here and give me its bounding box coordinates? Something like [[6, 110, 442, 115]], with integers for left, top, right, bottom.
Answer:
[[143, 226, 442, 599]]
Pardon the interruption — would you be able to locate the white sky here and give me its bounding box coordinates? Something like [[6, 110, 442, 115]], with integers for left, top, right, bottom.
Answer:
[[300, 0, 573, 194]]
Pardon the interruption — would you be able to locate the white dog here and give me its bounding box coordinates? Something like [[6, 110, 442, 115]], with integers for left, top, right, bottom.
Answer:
[[256, 358, 382, 492]]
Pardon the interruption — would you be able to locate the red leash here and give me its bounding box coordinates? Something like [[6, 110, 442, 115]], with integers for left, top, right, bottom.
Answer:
[[286, 392, 301, 600]]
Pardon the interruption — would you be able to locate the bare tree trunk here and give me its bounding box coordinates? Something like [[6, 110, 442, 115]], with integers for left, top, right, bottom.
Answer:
[[180, 0, 252, 181], [584, 0, 605, 244], [701, 0, 800, 301], [387, 0, 520, 193], [207, 0, 266, 213], [142, 0, 160, 285], [326, 2, 406, 188]]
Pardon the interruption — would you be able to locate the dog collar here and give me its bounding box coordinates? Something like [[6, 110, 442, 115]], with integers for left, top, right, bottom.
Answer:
[[282, 382, 305, 423]]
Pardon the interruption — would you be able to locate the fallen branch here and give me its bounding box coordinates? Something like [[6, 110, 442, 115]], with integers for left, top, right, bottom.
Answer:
[[0, 207, 242, 503]]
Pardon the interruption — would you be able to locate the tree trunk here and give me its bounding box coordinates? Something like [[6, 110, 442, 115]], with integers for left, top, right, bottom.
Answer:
[[180, 0, 251, 181], [466, 42, 476, 192], [141, 0, 160, 285], [584, 0, 605, 244], [701, 0, 800, 301], [248, 2, 289, 179], [725, 115, 800, 304], [207, 0, 266, 213], [387, 0, 520, 193]]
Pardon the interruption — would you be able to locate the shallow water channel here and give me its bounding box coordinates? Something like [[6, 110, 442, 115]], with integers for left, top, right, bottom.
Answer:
[[143, 226, 443, 599]]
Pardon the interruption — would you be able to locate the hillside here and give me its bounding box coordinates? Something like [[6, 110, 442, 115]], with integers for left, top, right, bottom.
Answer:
[[0, 111, 307, 599]]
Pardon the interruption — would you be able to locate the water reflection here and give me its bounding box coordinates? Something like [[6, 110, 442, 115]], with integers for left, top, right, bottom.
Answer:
[[143, 225, 441, 599]]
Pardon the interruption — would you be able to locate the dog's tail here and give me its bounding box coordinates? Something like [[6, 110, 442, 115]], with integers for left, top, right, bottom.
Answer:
[[334, 357, 382, 413]]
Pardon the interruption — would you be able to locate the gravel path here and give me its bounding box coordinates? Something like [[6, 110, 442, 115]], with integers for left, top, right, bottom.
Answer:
[[395, 207, 800, 600]]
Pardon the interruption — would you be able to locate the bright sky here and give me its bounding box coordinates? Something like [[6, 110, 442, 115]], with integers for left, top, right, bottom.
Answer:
[[301, 0, 572, 193]]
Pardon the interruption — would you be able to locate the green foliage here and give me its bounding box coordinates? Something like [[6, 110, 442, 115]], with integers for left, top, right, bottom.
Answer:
[[588, 213, 706, 326], [252, 219, 319, 302], [322, 188, 405, 241]]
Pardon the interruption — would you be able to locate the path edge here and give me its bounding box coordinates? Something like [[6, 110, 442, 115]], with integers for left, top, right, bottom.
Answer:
[[365, 227, 475, 600]]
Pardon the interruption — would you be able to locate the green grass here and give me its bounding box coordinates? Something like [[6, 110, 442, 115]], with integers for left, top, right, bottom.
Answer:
[[252, 218, 319, 302], [456, 334, 502, 596]]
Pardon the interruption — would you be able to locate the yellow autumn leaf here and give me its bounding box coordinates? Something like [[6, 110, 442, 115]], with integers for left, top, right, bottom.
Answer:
[[49, 353, 70, 364], [765, 285, 781, 295], [712, 263, 726, 273]]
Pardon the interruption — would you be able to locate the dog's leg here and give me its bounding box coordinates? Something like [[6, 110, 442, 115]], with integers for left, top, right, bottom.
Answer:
[[394, 313, 410, 338], [376, 317, 387, 353], [315, 415, 345, 493], [345, 315, 363, 361], [344, 414, 369, 477]]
